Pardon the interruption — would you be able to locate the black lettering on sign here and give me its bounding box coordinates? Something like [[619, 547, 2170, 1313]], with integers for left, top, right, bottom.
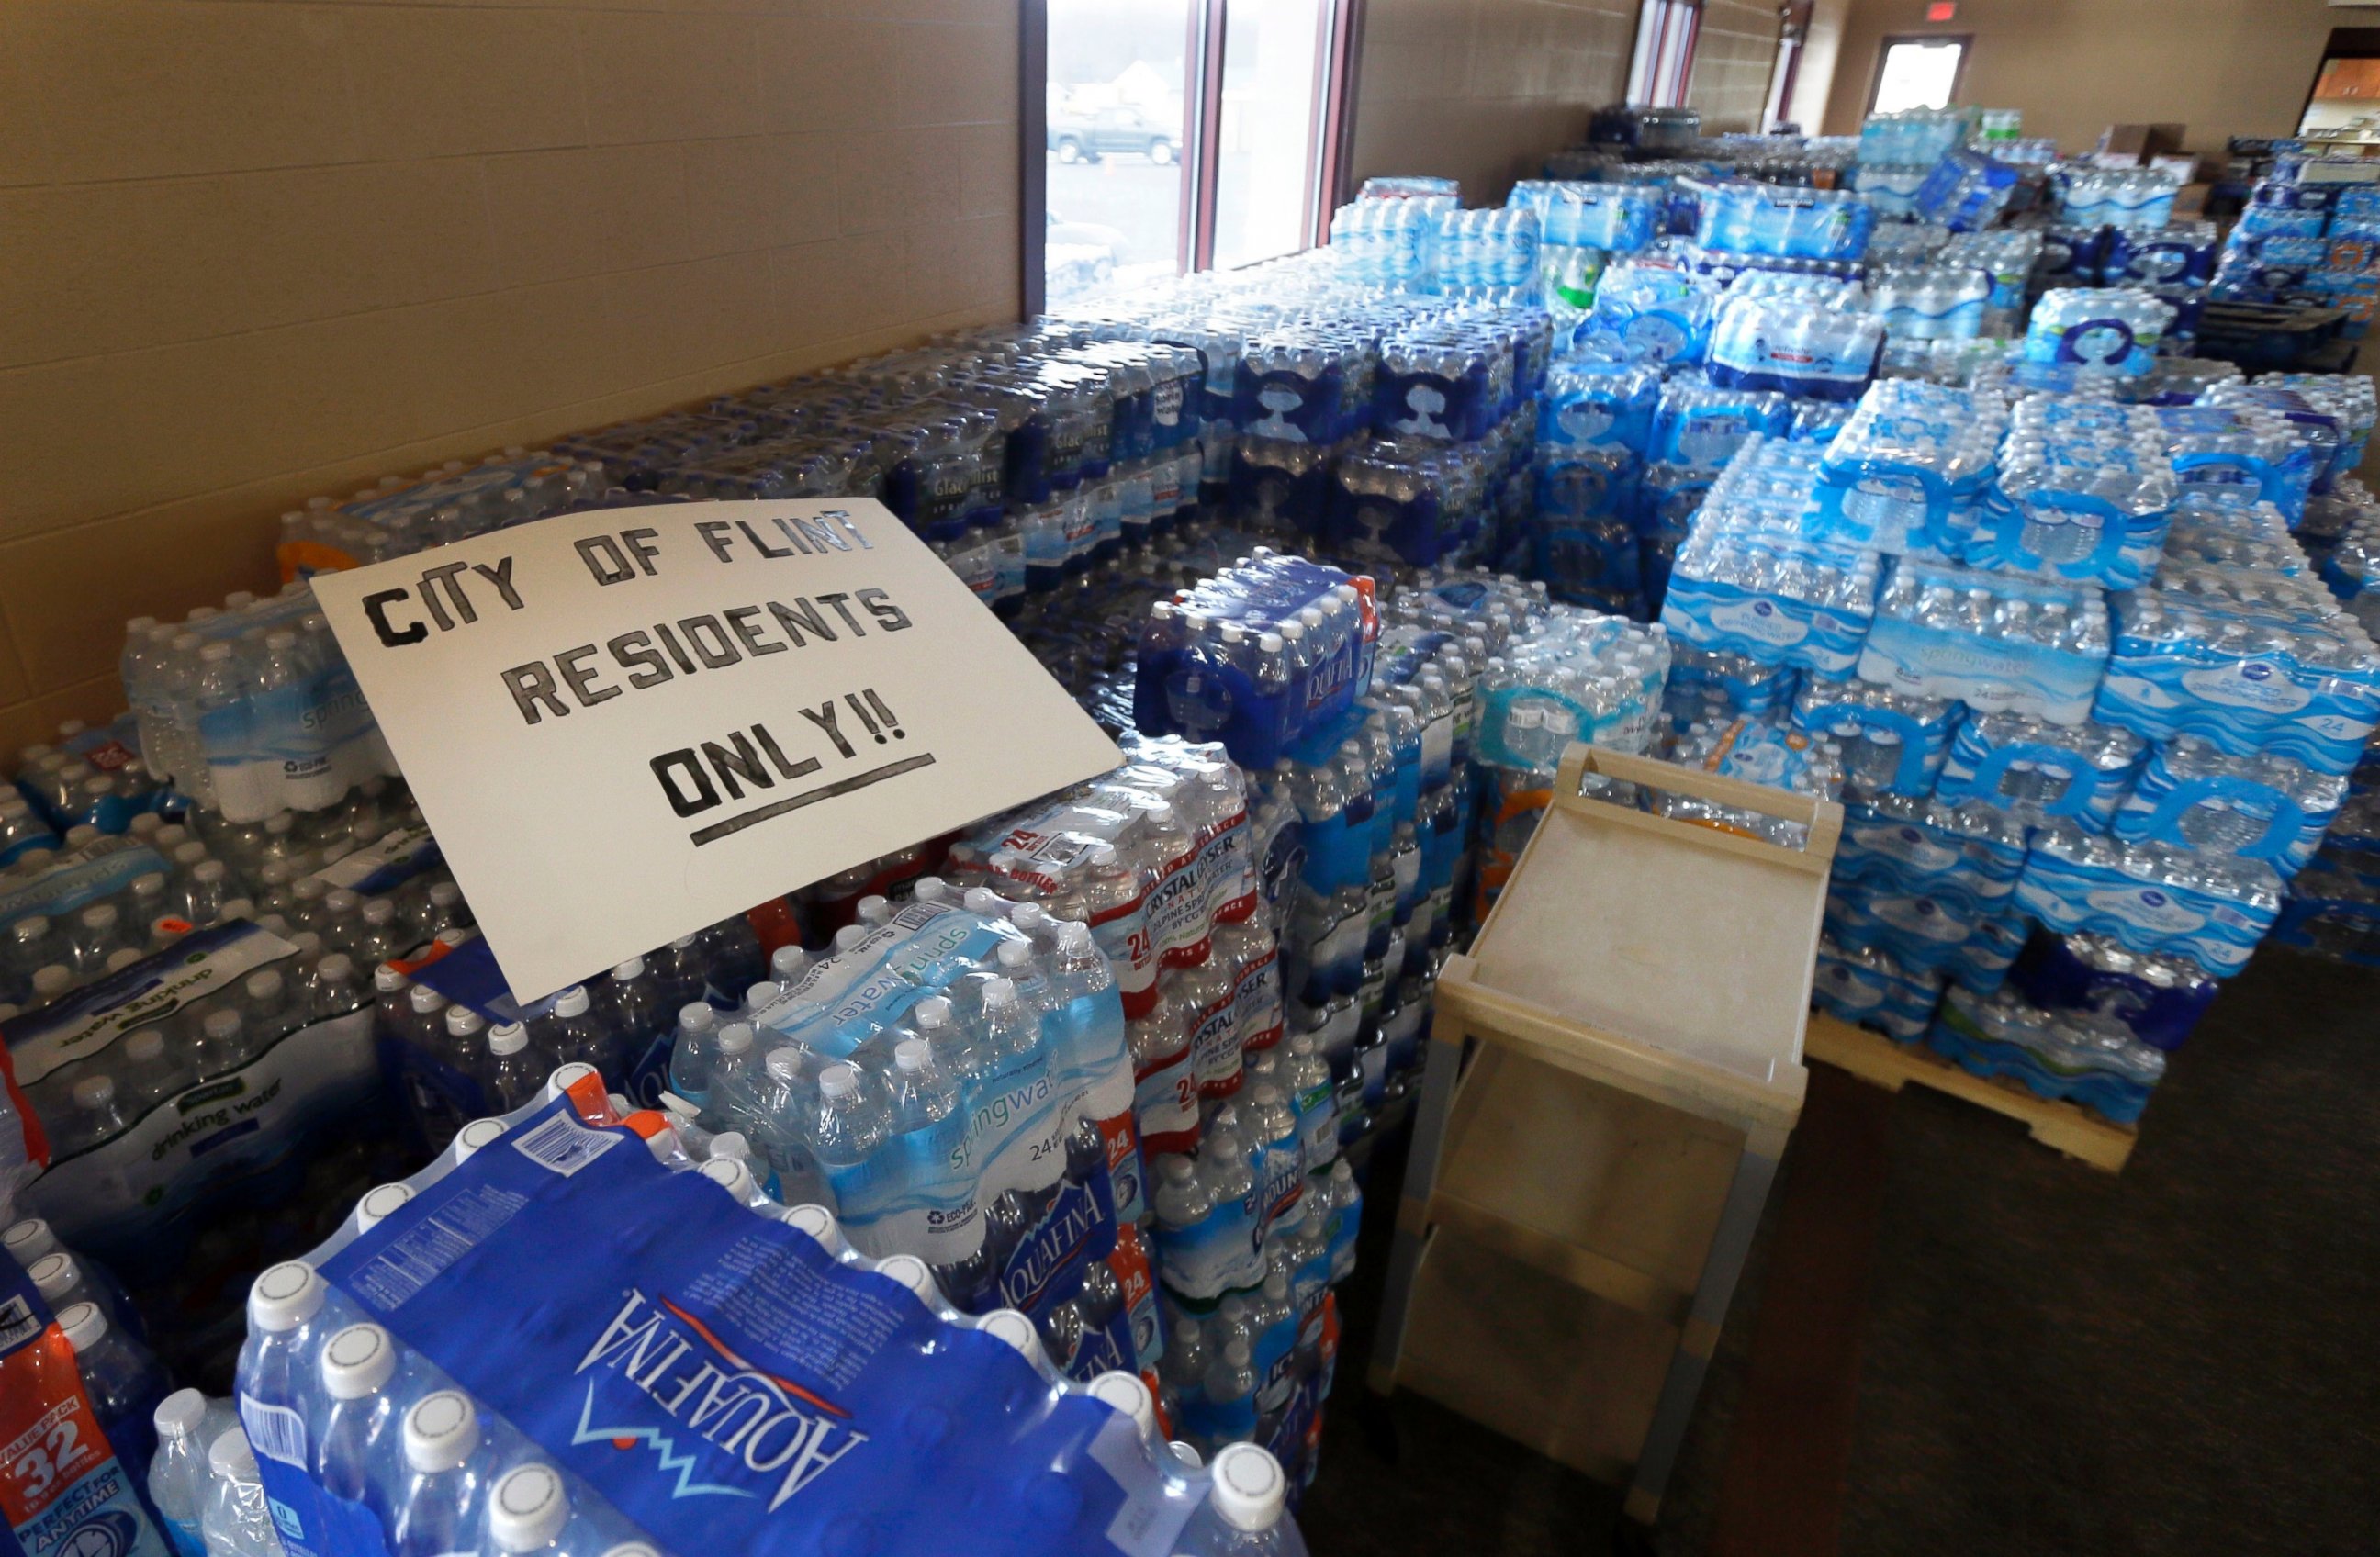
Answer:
[[364, 589, 426, 647]]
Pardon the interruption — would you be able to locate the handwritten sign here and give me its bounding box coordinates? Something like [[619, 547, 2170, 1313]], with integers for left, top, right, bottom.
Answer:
[[311, 499, 1121, 1001]]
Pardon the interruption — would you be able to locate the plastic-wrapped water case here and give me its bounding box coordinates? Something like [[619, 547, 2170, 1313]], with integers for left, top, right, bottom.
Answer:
[[2101, 220, 2222, 286], [1570, 263, 1723, 365], [1810, 380, 2005, 553], [1858, 558, 2111, 723], [1813, 935, 1947, 1041], [231, 1091, 1296, 1557], [1849, 163, 1932, 219], [1866, 264, 1992, 342], [1660, 474, 1882, 675], [2014, 823, 2285, 972], [1790, 675, 1961, 796], [2203, 380, 2352, 498], [1931, 711, 2147, 829], [1960, 449, 2177, 589], [1648, 381, 1793, 469], [1707, 297, 1885, 401], [1229, 436, 1336, 537], [1540, 361, 1660, 454], [1506, 181, 1662, 252], [1134, 551, 1378, 768], [2008, 929, 2220, 1053], [2161, 495, 2307, 575], [1824, 878, 2029, 990], [2152, 404, 2322, 523], [1690, 180, 1877, 261], [1658, 716, 1846, 847], [2022, 287, 2175, 378], [2257, 371, 2376, 477], [2058, 168, 2181, 230], [2092, 563, 2380, 773], [1912, 149, 2022, 232], [1833, 792, 2029, 917], [1924, 984, 2165, 1124], [1857, 107, 1976, 167], [2108, 734, 2346, 875], [1664, 644, 1800, 724]]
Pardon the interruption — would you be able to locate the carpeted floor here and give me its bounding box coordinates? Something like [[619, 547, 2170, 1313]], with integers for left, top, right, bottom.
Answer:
[[1303, 947, 2380, 1555]]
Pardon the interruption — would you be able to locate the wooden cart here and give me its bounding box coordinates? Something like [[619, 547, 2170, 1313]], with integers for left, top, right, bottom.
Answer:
[[1368, 745, 1839, 1525]]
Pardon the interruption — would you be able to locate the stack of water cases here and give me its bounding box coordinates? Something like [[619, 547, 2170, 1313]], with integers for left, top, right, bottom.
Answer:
[[228, 1083, 1310, 1557], [2210, 161, 2380, 339], [1655, 368, 2380, 1127]]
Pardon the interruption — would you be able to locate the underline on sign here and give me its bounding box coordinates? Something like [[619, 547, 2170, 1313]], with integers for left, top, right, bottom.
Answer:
[[688, 753, 939, 846]]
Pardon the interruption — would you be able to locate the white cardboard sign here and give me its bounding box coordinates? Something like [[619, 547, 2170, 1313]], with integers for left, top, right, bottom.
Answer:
[[310, 499, 1122, 1002]]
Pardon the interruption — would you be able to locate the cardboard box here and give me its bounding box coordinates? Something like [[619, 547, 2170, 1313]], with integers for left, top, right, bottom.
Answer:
[[2096, 123, 2188, 162]]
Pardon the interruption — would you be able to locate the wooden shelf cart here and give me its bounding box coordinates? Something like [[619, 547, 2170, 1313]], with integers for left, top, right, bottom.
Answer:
[[1368, 745, 1841, 1525]]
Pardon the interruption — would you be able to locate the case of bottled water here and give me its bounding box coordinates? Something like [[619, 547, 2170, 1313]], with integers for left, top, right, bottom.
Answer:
[[2056, 168, 2182, 230], [1857, 107, 1977, 167], [1570, 263, 1724, 365], [1131, 552, 1379, 768], [2007, 929, 2219, 1054], [1859, 559, 2111, 723], [1504, 181, 1662, 252], [2163, 495, 2307, 577], [1911, 149, 2022, 232], [1789, 674, 1959, 796], [1813, 935, 1945, 1042], [1963, 444, 2177, 589], [1659, 716, 1845, 846], [2014, 824, 2284, 973], [1540, 361, 1660, 454], [1327, 199, 1436, 287], [1930, 711, 2146, 828], [1663, 459, 1882, 676], [1665, 644, 1799, 723], [232, 1089, 1311, 1557], [2107, 734, 2346, 875], [1824, 879, 2029, 991], [2092, 561, 2380, 774], [1924, 983, 2164, 1124], [1831, 793, 2028, 921], [1431, 207, 1542, 298], [0, 1253, 178, 1557], [1809, 380, 2006, 553], [1847, 163, 1931, 219], [1650, 382, 1793, 470], [1865, 264, 1993, 342], [1707, 297, 1885, 401], [2101, 220, 2221, 286], [1690, 181, 1877, 263], [2022, 286, 2174, 378]]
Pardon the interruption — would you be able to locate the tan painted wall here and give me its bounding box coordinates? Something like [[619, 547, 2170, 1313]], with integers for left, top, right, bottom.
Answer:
[[1819, 0, 2367, 154], [1350, 0, 1637, 206], [0, 0, 1022, 761], [1687, 0, 1786, 133]]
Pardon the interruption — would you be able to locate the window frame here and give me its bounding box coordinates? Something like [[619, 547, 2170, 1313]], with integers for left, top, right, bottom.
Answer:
[[1022, 0, 1363, 314], [1627, 0, 1703, 111], [1865, 32, 1972, 118]]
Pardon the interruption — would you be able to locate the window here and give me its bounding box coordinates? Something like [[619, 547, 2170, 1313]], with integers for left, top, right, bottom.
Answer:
[[1030, 0, 1356, 308], [1868, 36, 1968, 117], [1627, 0, 1701, 111]]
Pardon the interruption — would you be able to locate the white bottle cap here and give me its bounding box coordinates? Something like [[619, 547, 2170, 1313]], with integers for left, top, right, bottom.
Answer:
[[832, 924, 868, 952], [245, 969, 283, 1003], [362, 898, 396, 926], [404, 1390, 480, 1473], [545, 1062, 601, 1099], [488, 1464, 571, 1553], [552, 986, 591, 1019], [708, 1131, 751, 1162], [679, 1003, 718, 1034], [611, 958, 646, 980], [203, 1010, 242, 1043], [27, 1252, 76, 1305], [320, 1322, 398, 1399], [31, 966, 72, 999], [769, 945, 808, 980], [763, 1047, 804, 1082], [1086, 1371, 1158, 1437], [781, 1204, 840, 1247], [979, 1308, 1045, 1365], [208, 1428, 257, 1480], [71, 1076, 115, 1111], [1058, 921, 1095, 952], [996, 940, 1032, 971], [744, 981, 780, 1010], [699, 1158, 756, 1202], [598, 1546, 661, 1557], [248, 1260, 324, 1332], [4, 1219, 58, 1262], [355, 1182, 414, 1232], [58, 1301, 107, 1351], [153, 1386, 208, 1439], [488, 1022, 528, 1057], [982, 976, 1016, 1009], [876, 1255, 937, 1305], [1208, 1442, 1287, 1531], [963, 887, 1004, 914], [375, 965, 409, 995], [915, 996, 952, 1031], [455, 1118, 508, 1159], [892, 1038, 931, 1074], [818, 1063, 859, 1101], [318, 952, 355, 986], [446, 1006, 484, 1038]]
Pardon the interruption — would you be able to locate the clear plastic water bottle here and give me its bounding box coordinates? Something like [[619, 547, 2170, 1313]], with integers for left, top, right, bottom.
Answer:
[[150, 1389, 221, 1557], [62, 1300, 171, 1467], [314, 1322, 402, 1530], [393, 1392, 488, 1557], [201, 1429, 287, 1557]]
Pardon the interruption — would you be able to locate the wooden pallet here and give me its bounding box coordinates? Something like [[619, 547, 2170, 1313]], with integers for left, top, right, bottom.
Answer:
[[1803, 1014, 2138, 1173]]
